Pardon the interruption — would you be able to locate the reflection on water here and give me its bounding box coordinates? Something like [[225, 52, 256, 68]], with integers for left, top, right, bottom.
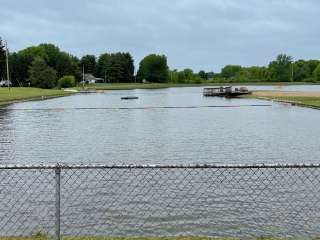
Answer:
[[0, 86, 320, 165]]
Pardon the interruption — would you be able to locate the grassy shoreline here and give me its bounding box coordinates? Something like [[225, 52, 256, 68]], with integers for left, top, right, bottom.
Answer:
[[1, 83, 320, 107], [248, 90, 320, 109], [0, 88, 73, 106], [75, 82, 320, 91]]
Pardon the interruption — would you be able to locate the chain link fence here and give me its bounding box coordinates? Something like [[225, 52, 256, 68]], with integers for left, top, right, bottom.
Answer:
[[1, 164, 320, 239]]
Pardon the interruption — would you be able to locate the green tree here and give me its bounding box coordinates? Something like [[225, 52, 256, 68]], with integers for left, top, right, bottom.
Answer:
[[58, 75, 76, 88], [183, 69, 194, 82], [198, 70, 208, 80], [96, 52, 134, 83], [168, 69, 178, 83], [10, 43, 80, 86], [221, 65, 242, 79], [191, 74, 202, 83], [28, 57, 57, 89], [293, 60, 310, 81], [137, 54, 168, 83], [207, 72, 215, 79], [307, 60, 320, 77], [9, 53, 24, 86], [38, 44, 80, 79], [80, 55, 96, 74], [268, 54, 293, 82], [177, 71, 186, 83], [313, 64, 320, 82]]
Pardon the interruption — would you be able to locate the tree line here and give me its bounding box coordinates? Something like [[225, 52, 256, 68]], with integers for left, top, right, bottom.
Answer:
[[0, 39, 320, 89], [0, 40, 170, 88], [169, 54, 320, 84], [216, 54, 320, 83]]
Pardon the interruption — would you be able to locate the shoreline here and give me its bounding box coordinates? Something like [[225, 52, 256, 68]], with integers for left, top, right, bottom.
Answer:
[[0, 88, 74, 106], [247, 90, 320, 110], [74, 82, 320, 91], [1, 83, 320, 107], [0, 94, 73, 106]]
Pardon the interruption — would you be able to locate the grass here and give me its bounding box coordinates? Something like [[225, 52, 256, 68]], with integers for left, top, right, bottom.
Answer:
[[74, 82, 320, 91], [0, 87, 73, 106], [248, 91, 320, 109]]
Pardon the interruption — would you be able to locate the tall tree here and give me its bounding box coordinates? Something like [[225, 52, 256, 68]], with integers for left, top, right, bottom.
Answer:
[[28, 57, 57, 89], [38, 43, 80, 79], [198, 70, 208, 80], [221, 65, 242, 79], [268, 54, 293, 82], [293, 60, 310, 81], [313, 64, 320, 82], [10, 43, 80, 86], [183, 69, 194, 82], [137, 54, 168, 83], [9, 53, 24, 86], [307, 60, 320, 76], [80, 55, 96, 74], [96, 52, 134, 83], [207, 72, 215, 79]]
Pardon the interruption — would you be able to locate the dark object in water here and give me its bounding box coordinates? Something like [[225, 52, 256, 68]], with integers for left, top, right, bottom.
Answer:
[[203, 86, 251, 97], [121, 96, 139, 100]]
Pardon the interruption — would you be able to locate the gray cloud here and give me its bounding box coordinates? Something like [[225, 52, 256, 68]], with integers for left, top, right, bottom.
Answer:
[[0, 0, 319, 72]]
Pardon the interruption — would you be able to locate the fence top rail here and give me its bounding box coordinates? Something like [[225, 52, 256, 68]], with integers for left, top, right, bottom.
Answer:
[[0, 163, 320, 170]]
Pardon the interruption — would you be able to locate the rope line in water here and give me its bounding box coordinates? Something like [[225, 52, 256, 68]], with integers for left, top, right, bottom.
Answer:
[[1, 104, 272, 111]]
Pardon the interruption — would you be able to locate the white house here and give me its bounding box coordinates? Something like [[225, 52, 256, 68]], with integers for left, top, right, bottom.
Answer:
[[83, 74, 104, 84]]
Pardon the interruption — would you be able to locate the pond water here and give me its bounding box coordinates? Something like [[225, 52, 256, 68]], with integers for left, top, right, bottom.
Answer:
[[1, 85, 320, 238], [1, 85, 320, 165]]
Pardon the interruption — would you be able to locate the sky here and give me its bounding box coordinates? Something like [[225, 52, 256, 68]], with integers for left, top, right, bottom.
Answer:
[[0, 0, 319, 72]]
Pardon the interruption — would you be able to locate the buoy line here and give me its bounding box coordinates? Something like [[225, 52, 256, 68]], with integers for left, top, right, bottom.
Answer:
[[1, 104, 272, 112]]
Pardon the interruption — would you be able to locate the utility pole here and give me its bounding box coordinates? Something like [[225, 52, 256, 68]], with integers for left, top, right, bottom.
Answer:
[[5, 40, 10, 91], [291, 58, 294, 82], [82, 65, 85, 89]]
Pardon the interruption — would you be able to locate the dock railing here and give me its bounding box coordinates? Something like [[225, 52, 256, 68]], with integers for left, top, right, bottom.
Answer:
[[1, 164, 320, 239]]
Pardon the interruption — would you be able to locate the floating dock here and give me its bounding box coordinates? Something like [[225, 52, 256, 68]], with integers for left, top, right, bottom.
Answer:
[[203, 86, 251, 97], [79, 89, 105, 94]]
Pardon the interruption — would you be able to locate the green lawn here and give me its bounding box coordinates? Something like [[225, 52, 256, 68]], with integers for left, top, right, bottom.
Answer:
[[247, 91, 320, 109], [269, 96, 320, 108], [0, 88, 73, 105]]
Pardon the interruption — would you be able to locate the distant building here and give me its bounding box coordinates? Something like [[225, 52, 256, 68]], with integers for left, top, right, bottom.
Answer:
[[0, 80, 11, 87], [83, 74, 104, 84]]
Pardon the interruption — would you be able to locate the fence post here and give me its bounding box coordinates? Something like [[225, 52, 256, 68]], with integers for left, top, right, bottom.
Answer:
[[55, 165, 61, 240]]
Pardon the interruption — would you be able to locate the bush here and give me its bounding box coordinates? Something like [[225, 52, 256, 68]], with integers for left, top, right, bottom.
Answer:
[[190, 76, 203, 84], [58, 75, 76, 88]]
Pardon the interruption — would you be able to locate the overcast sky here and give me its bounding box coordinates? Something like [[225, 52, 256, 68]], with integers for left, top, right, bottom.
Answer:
[[0, 0, 319, 72]]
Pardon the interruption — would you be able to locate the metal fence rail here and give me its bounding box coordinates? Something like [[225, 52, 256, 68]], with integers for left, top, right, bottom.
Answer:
[[1, 164, 320, 239]]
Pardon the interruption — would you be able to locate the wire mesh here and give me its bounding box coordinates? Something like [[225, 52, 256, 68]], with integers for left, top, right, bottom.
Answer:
[[0, 165, 320, 239], [0, 168, 56, 237]]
